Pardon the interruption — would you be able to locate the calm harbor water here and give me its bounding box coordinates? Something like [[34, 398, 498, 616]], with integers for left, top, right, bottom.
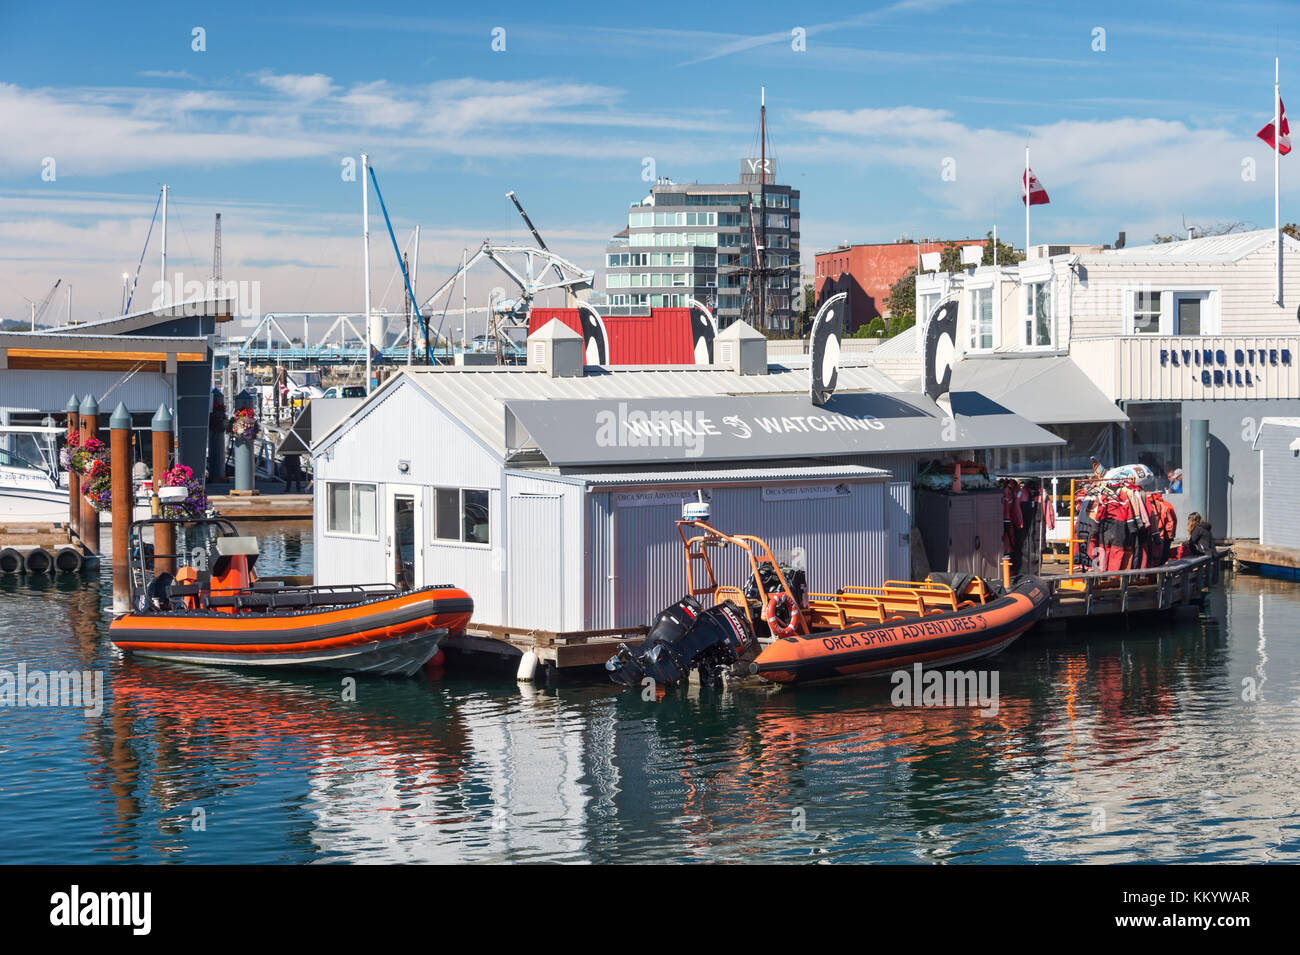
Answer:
[[1, 520, 1296, 864]]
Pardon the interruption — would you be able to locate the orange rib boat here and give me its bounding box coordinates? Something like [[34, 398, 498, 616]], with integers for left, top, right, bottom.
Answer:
[[751, 575, 1048, 684], [606, 518, 1048, 688], [109, 518, 472, 676]]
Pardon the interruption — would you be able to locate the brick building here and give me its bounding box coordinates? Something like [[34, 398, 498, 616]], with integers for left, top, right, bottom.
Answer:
[[814, 239, 985, 331]]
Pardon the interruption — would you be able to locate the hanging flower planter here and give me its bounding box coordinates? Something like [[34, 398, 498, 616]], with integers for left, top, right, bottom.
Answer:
[[74, 438, 112, 512], [229, 407, 260, 443], [158, 464, 210, 520]]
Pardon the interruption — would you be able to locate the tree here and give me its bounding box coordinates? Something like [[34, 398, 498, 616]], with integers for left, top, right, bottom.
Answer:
[[1154, 220, 1251, 243], [1283, 223, 1299, 240], [882, 233, 1022, 336]]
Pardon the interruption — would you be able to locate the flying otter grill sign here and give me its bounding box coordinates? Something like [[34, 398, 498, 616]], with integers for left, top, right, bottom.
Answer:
[[503, 392, 1062, 466]]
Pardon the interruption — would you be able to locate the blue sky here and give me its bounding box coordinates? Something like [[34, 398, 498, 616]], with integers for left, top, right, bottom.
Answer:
[[1, 0, 1297, 326]]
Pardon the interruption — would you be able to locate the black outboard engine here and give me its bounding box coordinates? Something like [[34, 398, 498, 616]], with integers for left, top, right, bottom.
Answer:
[[606, 596, 754, 689]]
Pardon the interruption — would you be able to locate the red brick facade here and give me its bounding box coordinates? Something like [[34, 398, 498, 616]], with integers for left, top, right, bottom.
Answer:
[[814, 239, 986, 330]]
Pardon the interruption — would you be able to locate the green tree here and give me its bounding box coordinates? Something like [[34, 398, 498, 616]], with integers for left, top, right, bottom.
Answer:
[[882, 233, 1021, 335]]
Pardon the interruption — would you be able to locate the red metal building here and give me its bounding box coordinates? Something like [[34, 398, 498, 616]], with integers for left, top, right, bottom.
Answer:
[[814, 239, 986, 330], [528, 307, 697, 365]]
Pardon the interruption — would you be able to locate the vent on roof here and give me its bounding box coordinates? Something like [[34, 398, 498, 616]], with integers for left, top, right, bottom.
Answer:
[[712, 320, 767, 376], [526, 318, 584, 378]]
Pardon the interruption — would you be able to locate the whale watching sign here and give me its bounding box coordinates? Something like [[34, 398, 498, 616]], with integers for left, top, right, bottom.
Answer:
[[503, 392, 1061, 466]]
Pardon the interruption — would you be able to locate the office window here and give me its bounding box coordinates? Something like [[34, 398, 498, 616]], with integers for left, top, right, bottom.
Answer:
[[1133, 291, 1161, 334], [969, 286, 994, 350], [1024, 280, 1053, 347], [434, 487, 490, 545], [326, 481, 377, 537]]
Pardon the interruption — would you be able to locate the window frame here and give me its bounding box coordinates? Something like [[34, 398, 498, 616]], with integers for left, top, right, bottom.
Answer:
[[965, 281, 998, 353], [324, 480, 379, 539], [431, 486, 492, 548], [1022, 278, 1056, 349]]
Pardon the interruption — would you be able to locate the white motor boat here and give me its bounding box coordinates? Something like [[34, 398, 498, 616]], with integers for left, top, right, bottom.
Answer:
[[0, 427, 68, 523], [0, 425, 152, 525]]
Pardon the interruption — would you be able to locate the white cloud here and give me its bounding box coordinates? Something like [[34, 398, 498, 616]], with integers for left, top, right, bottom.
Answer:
[[258, 72, 335, 101]]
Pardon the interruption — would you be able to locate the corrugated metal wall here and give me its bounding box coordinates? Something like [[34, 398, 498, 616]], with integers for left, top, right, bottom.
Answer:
[[0, 369, 170, 419], [314, 379, 509, 623], [604, 479, 888, 628], [508, 495, 564, 630], [1259, 423, 1300, 548]]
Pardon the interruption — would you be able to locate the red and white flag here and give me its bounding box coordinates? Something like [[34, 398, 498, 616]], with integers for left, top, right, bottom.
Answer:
[[1022, 168, 1050, 206], [1257, 96, 1292, 154]]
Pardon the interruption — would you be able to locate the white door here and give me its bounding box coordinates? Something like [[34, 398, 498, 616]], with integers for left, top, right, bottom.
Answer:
[[385, 484, 423, 590]]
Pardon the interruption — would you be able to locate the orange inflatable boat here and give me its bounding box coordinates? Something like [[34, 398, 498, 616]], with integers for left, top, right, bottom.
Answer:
[[606, 518, 1047, 687], [110, 518, 472, 676]]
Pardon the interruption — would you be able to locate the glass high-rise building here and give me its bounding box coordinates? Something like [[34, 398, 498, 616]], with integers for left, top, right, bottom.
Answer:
[[602, 160, 799, 332]]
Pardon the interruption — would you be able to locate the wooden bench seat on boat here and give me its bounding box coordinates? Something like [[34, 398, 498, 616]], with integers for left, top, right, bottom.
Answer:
[[805, 580, 981, 629]]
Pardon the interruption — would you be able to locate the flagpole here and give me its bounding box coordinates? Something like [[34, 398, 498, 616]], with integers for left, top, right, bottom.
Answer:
[[1025, 145, 1031, 257], [1275, 57, 1282, 306]]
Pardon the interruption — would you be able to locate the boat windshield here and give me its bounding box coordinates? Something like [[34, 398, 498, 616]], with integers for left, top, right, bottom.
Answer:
[[0, 432, 56, 474]]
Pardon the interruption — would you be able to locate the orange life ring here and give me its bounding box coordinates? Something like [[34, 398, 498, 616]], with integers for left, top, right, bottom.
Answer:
[[763, 593, 800, 638]]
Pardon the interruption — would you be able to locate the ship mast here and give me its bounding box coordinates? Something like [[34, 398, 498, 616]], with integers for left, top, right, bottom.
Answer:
[[758, 85, 767, 331]]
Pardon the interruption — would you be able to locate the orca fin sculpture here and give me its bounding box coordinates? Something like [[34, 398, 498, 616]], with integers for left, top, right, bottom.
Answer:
[[809, 292, 846, 407], [922, 298, 959, 414], [687, 298, 718, 365], [576, 301, 610, 366]]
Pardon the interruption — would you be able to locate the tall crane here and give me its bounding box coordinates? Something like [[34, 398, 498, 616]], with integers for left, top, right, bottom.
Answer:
[[24, 278, 62, 330]]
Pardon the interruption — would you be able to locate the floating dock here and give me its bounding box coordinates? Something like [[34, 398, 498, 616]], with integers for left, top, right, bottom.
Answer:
[[446, 550, 1232, 681]]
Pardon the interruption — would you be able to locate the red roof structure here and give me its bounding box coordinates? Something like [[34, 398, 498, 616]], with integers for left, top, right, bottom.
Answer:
[[528, 307, 697, 365]]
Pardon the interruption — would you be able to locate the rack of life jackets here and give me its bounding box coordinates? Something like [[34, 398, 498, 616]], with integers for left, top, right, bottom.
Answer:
[[996, 478, 1055, 577], [1067, 478, 1178, 575]]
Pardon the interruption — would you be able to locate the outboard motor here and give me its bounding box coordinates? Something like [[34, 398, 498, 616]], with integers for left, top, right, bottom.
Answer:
[[606, 596, 754, 689]]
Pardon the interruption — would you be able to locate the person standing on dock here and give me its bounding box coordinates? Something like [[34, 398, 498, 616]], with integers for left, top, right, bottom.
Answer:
[[282, 453, 306, 494]]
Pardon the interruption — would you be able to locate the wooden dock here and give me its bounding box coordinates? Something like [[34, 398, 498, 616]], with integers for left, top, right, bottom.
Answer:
[[207, 491, 312, 520]]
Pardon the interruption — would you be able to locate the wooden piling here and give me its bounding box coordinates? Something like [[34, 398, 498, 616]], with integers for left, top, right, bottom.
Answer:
[[78, 394, 99, 556], [110, 403, 132, 613], [151, 403, 175, 575], [65, 395, 79, 536]]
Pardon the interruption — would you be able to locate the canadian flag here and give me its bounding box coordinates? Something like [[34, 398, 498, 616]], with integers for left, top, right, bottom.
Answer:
[[1022, 168, 1050, 206], [1257, 96, 1292, 155]]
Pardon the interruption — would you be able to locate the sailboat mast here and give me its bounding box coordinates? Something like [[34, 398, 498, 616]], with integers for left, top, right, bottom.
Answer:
[[759, 86, 767, 331]]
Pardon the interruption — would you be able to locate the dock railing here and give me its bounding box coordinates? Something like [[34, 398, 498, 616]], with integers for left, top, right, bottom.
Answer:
[[1042, 549, 1226, 619]]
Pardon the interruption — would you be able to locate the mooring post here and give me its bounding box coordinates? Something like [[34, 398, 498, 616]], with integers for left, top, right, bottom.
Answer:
[[65, 395, 80, 537], [110, 403, 132, 613], [78, 394, 100, 556], [1188, 418, 1209, 523], [152, 403, 175, 575]]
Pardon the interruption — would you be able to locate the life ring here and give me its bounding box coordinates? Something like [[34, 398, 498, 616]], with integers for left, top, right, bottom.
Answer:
[[763, 592, 801, 638]]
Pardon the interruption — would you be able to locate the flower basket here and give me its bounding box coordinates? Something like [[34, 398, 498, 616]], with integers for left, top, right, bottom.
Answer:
[[158, 464, 209, 520], [229, 407, 260, 443], [71, 435, 107, 478]]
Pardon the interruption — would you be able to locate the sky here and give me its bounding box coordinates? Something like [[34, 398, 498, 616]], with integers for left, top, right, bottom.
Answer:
[[1, 0, 1297, 334]]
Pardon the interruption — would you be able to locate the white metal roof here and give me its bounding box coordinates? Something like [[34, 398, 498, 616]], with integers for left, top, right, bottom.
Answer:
[[1252, 416, 1300, 451], [867, 325, 920, 359], [1094, 229, 1300, 263], [366, 362, 904, 458]]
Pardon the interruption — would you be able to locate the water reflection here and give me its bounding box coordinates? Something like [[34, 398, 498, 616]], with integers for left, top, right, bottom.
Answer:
[[0, 529, 1297, 863]]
